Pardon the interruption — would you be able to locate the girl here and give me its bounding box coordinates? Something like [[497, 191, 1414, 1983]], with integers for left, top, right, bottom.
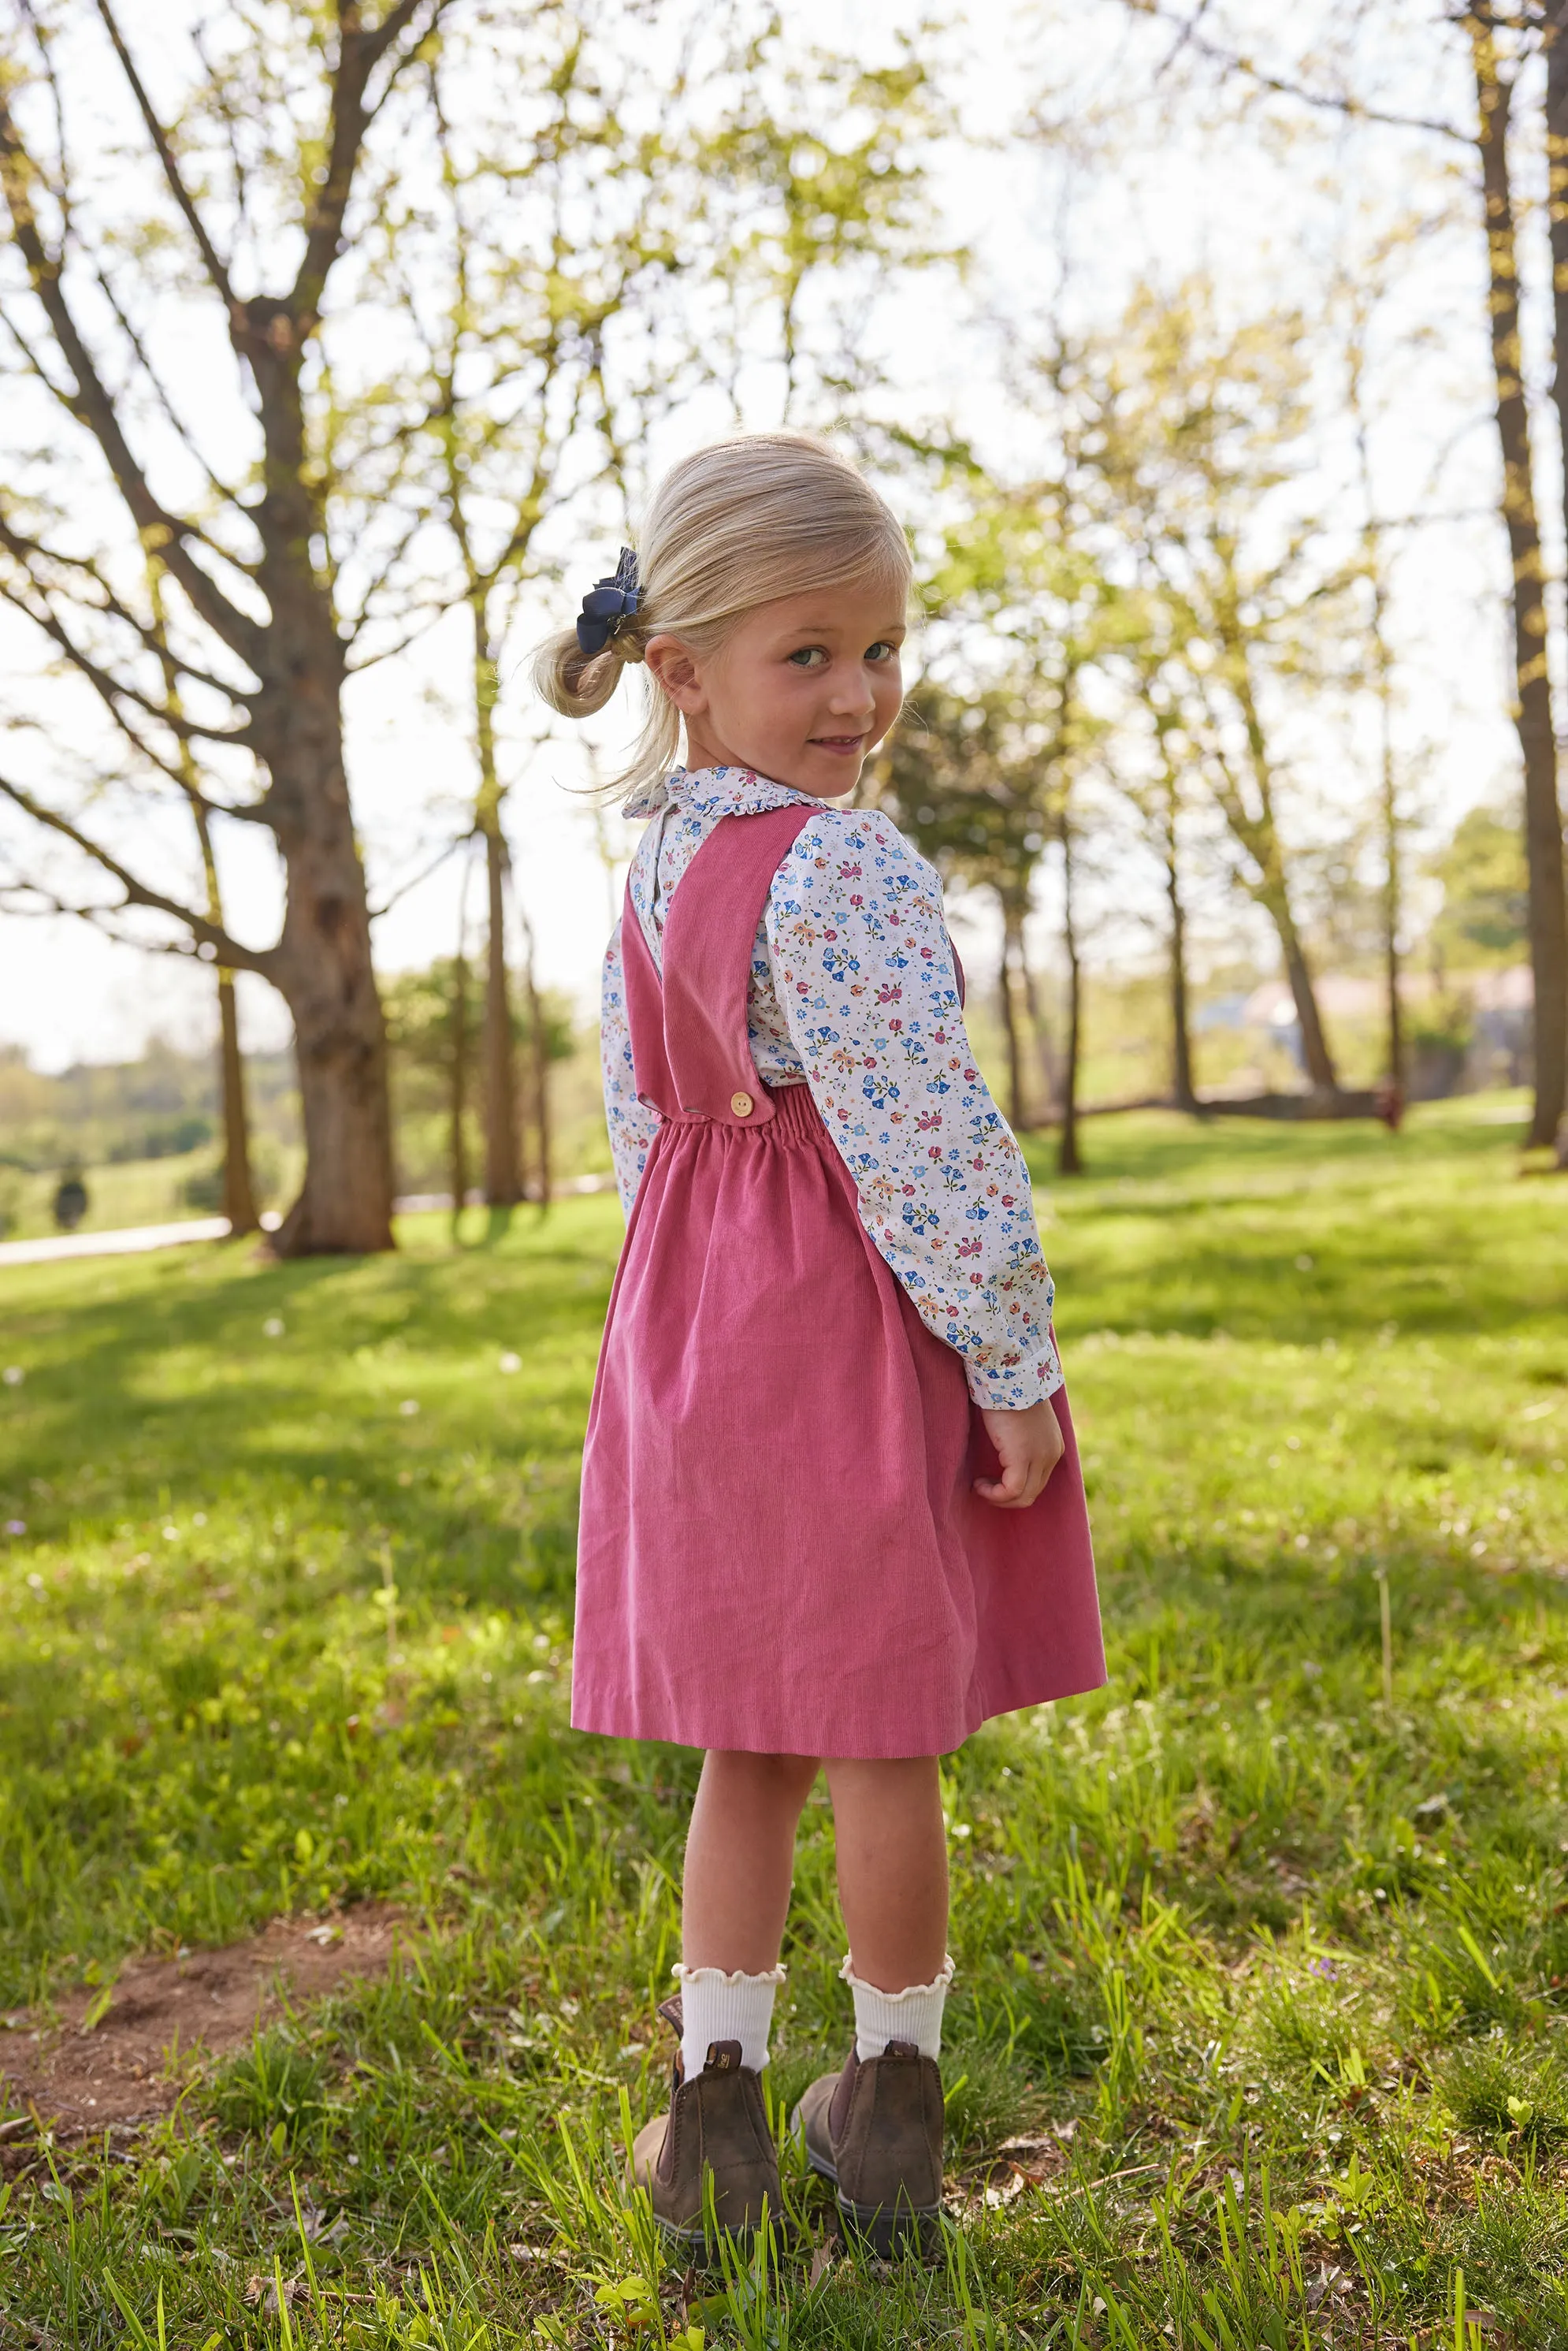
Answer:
[[537, 434, 1102, 2255]]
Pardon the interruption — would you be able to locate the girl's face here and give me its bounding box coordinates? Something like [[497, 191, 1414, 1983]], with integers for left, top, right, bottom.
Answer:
[[643, 578, 907, 799]]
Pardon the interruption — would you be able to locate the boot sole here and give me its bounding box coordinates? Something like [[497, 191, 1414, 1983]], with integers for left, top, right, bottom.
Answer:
[[796, 2123, 940, 2258], [646, 2204, 791, 2255], [836, 2193, 941, 2258]]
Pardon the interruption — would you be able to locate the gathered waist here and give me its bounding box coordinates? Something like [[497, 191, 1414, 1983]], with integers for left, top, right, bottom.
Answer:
[[656, 1078, 827, 1145], [757, 1078, 824, 1141]]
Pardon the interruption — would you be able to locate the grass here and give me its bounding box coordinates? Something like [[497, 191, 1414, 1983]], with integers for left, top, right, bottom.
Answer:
[[1, 1091, 1566, 2345]]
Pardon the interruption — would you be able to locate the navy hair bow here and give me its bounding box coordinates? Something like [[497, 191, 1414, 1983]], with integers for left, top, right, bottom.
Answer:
[[576, 545, 641, 657]]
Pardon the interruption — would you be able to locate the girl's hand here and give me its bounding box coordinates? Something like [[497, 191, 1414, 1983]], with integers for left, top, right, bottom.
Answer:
[[975, 1400, 1065, 1510]]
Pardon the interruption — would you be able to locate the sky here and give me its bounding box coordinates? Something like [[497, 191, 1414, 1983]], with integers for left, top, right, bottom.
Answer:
[[0, 0, 1534, 1072]]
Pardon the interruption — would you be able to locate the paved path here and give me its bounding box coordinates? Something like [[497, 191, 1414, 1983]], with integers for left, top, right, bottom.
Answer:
[[0, 1216, 232, 1267], [0, 1174, 617, 1269]]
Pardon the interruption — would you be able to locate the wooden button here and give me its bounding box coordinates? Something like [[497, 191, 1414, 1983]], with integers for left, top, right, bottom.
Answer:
[[730, 1090, 754, 1118]]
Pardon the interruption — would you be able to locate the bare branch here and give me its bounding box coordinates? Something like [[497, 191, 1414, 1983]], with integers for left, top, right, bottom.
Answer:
[[92, 0, 236, 306], [367, 827, 470, 919], [0, 513, 253, 709], [291, 1, 455, 328], [90, 265, 247, 518], [0, 574, 255, 767], [340, 515, 444, 651], [0, 88, 264, 671], [190, 17, 252, 244], [0, 768, 277, 974], [344, 598, 459, 673], [0, 876, 225, 963], [1117, 1, 1470, 142], [1155, 0, 1215, 77]]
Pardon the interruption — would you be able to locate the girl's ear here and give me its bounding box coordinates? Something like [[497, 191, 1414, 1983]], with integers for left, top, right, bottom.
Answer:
[[644, 634, 707, 715]]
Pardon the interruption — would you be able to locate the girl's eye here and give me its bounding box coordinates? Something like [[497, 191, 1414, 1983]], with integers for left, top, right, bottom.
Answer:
[[866, 641, 897, 663], [786, 646, 827, 668]]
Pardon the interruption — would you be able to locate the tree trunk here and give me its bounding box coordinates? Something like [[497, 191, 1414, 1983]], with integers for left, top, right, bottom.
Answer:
[[481, 819, 522, 1205], [1213, 654, 1342, 1096], [1254, 879, 1339, 1095], [1380, 687, 1404, 1093], [1058, 818, 1083, 1177], [262, 705, 393, 1255], [1161, 773, 1198, 1112], [270, 881, 396, 1255], [152, 569, 260, 1238], [258, 678, 392, 1255], [242, 307, 395, 1259], [188, 765, 258, 1237], [473, 602, 522, 1205], [519, 903, 553, 1207], [216, 969, 259, 1235], [1020, 956, 1062, 1124], [996, 894, 1027, 1131], [451, 879, 471, 1225], [1478, 17, 1566, 1148]]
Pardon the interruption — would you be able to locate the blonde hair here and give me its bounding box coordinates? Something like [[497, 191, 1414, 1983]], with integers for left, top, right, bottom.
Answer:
[[533, 433, 912, 802]]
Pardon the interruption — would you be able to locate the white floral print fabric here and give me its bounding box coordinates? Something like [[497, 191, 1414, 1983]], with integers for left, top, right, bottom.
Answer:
[[600, 766, 1061, 1408]]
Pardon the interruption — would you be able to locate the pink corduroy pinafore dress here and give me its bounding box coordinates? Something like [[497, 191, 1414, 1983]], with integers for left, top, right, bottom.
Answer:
[[571, 803, 1105, 1758]]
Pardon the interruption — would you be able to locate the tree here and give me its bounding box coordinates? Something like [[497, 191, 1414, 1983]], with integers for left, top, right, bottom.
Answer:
[[382, 951, 481, 1210], [886, 484, 1130, 1165], [381, 946, 573, 1203], [1319, 236, 1423, 1108], [1066, 288, 1353, 1099], [1467, 7, 1566, 1147], [1108, 1, 1566, 1144], [146, 568, 259, 1235], [1114, 638, 1201, 1113], [398, 16, 946, 1209], [1431, 802, 1530, 963], [880, 682, 1059, 1134], [0, 6, 952, 1254], [410, 30, 673, 1211], [0, 0, 457, 1254]]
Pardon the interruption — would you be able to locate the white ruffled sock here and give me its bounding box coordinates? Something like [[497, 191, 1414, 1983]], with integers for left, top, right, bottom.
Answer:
[[674, 1962, 786, 2077], [842, 1953, 955, 2061]]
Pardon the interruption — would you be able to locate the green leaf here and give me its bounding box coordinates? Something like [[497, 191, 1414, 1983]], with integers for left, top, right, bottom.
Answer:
[[80, 1982, 113, 2033], [1455, 1924, 1502, 1993]]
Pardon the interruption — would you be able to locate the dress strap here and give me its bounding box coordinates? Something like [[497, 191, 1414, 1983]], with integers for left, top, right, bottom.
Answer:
[[622, 804, 815, 1126]]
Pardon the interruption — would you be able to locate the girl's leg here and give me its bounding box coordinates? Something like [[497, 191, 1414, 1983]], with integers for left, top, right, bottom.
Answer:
[[682, 1749, 820, 1969], [677, 1750, 819, 2085], [635, 1752, 817, 2237], [822, 1755, 948, 1991], [794, 1756, 949, 2252]]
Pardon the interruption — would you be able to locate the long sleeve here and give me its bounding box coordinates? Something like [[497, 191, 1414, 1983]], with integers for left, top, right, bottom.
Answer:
[[766, 809, 1062, 1409], [600, 919, 661, 1221]]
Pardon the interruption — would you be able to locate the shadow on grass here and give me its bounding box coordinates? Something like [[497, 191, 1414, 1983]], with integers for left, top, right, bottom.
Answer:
[[0, 1200, 621, 1583]]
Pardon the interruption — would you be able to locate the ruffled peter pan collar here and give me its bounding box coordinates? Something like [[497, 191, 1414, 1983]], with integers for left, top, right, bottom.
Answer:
[[622, 764, 826, 822]]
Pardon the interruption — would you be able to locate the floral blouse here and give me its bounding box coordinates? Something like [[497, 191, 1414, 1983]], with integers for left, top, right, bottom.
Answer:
[[600, 765, 1062, 1409]]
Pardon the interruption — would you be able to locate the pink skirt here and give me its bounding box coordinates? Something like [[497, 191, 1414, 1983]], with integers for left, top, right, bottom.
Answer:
[[571, 1082, 1105, 1758]]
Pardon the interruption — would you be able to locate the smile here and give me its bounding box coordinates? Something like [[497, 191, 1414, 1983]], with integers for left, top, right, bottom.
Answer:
[[810, 734, 868, 754]]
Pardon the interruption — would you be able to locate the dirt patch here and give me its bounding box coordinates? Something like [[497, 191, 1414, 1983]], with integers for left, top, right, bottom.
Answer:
[[0, 1906, 403, 2137]]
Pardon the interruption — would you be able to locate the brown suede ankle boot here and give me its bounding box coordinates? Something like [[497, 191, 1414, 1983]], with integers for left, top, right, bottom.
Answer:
[[630, 1998, 782, 2246], [794, 2040, 944, 2255]]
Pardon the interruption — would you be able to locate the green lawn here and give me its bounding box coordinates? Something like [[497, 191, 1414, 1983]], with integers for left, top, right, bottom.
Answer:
[[2, 1096, 1567, 2345]]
